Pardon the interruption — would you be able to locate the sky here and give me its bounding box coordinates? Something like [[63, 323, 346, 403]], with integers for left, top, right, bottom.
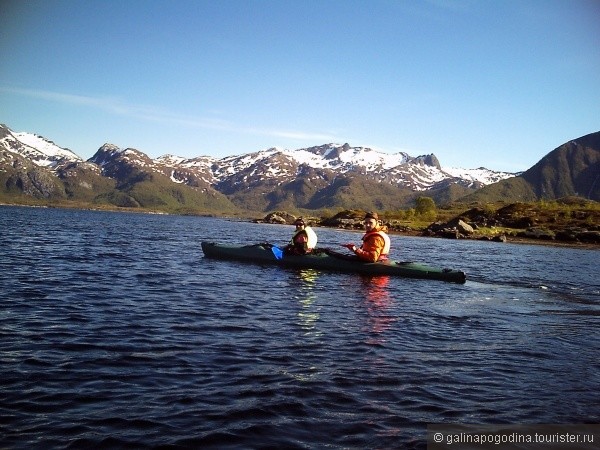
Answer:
[[1, 0, 599, 172]]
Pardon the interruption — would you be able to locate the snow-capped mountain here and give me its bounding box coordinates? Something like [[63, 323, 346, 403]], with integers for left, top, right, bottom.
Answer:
[[0, 124, 82, 167], [158, 143, 515, 192], [1, 124, 515, 190], [0, 123, 518, 210]]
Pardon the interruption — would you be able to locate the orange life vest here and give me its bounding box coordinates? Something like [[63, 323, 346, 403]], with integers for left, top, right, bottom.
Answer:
[[359, 229, 391, 262]]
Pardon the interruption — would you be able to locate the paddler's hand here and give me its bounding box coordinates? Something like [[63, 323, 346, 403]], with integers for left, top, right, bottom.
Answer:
[[342, 243, 357, 252]]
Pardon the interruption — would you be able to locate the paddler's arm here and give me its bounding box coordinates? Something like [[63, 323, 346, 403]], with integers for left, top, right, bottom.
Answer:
[[354, 235, 384, 263]]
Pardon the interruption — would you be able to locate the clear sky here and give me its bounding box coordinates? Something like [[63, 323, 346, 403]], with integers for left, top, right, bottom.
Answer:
[[1, 0, 598, 172]]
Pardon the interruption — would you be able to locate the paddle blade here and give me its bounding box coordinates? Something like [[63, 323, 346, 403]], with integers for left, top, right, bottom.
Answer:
[[271, 245, 283, 260]]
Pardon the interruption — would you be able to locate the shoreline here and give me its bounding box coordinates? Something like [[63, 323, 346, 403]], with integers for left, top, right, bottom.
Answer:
[[307, 223, 600, 250], [3, 202, 598, 250], [387, 228, 600, 250]]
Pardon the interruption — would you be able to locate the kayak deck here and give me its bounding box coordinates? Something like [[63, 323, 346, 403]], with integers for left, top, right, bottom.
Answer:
[[201, 242, 467, 283]]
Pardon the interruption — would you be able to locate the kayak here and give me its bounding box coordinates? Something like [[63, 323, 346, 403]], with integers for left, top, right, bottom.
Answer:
[[201, 242, 467, 284]]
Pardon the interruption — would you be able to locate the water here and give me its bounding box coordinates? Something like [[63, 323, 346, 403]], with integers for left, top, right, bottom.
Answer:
[[1, 205, 599, 449]]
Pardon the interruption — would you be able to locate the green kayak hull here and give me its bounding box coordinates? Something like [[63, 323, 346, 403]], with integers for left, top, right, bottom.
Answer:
[[201, 242, 466, 283]]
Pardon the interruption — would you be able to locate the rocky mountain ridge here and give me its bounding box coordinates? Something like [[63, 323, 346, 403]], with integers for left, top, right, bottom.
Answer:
[[88, 141, 516, 191], [1, 123, 598, 212]]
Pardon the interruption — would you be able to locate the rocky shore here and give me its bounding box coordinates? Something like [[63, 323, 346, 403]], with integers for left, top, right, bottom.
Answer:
[[256, 202, 600, 248]]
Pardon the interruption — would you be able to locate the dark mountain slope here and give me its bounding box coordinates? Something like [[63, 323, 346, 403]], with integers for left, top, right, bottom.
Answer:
[[521, 132, 600, 200], [306, 175, 415, 211], [89, 144, 237, 212], [464, 131, 600, 203], [0, 149, 66, 199]]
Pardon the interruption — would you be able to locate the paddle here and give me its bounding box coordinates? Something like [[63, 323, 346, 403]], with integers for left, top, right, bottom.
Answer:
[[243, 242, 284, 260], [271, 245, 283, 260]]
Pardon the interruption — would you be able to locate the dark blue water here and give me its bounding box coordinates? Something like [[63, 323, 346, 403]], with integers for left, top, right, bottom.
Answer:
[[1, 205, 599, 449]]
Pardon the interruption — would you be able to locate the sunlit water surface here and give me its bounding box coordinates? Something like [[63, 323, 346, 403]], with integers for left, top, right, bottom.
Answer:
[[1, 206, 598, 449]]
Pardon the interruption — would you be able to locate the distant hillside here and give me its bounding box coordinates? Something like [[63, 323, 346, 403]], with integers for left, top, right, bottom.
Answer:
[[2, 122, 599, 212], [88, 144, 237, 212], [464, 131, 600, 203], [0, 127, 236, 213]]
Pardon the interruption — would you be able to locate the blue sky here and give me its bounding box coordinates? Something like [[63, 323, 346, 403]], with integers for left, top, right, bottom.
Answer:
[[1, 0, 598, 172]]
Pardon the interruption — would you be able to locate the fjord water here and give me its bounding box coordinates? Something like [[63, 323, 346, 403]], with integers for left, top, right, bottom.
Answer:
[[1, 206, 598, 449]]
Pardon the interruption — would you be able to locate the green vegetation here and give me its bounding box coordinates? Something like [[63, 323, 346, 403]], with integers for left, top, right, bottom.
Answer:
[[414, 196, 437, 221], [370, 196, 600, 243]]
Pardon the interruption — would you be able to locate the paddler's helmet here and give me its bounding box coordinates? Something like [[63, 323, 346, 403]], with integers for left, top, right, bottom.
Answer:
[[294, 217, 306, 228]]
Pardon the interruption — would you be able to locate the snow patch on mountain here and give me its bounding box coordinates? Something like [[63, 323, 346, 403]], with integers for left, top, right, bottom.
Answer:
[[202, 143, 515, 190], [156, 154, 189, 166], [13, 132, 79, 161], [282, 144, 410, 171], [0, 128, 81, 167], [443, 166, 516, 185]]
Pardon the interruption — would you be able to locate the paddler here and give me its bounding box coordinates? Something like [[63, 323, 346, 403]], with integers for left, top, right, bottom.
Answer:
[[342, 211, 391, 262], [285, 217, 318, 255]]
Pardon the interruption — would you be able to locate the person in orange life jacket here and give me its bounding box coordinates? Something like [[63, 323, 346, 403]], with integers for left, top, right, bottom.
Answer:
[[285, 217, 318, 255], [342, 211, 391, 262]]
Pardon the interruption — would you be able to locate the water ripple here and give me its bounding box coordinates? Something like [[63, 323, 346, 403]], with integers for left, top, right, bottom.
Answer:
[[1, 207, 598, 449]]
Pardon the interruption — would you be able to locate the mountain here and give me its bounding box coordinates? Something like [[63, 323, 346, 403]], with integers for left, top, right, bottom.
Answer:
[[6, 123, 597, 213], [0, 124, 82, 167], [88, 144, 234, 210], [0, 124, 235, 212], [137, 143, 516, 210], [463, 131, 600, 203]]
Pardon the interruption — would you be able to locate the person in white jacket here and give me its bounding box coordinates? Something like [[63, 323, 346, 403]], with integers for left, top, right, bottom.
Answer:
[[285, 217, 318, 255]]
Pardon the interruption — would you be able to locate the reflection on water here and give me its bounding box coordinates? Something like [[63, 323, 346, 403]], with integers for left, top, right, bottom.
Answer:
[[361, 275, 392, 307], [291, 271, 397, 340], [293, 269, 321, 336], [360, 276, 396, 340]]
